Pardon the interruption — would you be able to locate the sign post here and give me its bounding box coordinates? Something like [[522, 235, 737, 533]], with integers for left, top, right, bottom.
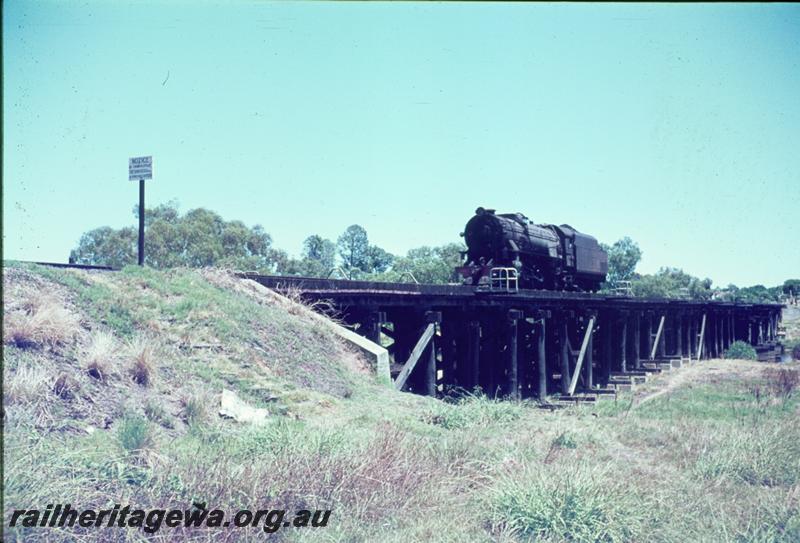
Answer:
[[129, 156, 153, 266]]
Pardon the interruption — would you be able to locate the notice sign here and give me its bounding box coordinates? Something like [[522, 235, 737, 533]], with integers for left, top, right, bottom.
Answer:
[[129, 156, 153, 180]]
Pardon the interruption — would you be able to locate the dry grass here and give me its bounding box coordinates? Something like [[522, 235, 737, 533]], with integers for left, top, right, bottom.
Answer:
[[4, 297, 81, 349], [126, 335, 157, 386], [765, 367, 800, 400], [81, 331, 119, 381], [275, 283, 340, 319], [2, 359, 66, 429], [3, 360, 51, 406]]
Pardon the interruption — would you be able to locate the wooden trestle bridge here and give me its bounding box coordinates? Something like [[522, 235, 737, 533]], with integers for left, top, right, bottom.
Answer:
[[243, 274, 785, 401]]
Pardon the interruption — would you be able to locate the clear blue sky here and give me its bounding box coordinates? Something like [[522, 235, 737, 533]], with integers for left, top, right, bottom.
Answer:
[[4, 2, 799, 286]]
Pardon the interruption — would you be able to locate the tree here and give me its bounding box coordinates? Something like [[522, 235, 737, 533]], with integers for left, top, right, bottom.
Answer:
[[382, 243, 465, 284], [134, 199, 180, 226], [601, 237, 642, 288], [630, 267, 713, 300], [69, 226, 138, 269], [733, 284, 781, 304], [302, 235, 336, 271], [70, 202, 283, 272], [783, 279, 800, 304], [337, 225, 369, 273], [365, 245, 394, 274], [276, 256, 327, 277]]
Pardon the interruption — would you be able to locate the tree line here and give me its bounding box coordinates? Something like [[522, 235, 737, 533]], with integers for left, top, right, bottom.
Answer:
[[69, 202, 463, 284], [600, 237, 798, 304], [69, 202, 797, 303]]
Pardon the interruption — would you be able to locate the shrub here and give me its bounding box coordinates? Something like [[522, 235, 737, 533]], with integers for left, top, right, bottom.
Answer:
[[724, 341, 757, 361], [117, 414, 153, 453]]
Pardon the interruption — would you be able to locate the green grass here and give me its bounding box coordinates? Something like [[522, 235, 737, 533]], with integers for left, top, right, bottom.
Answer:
[[695, 422, 800, 486], [117, 413, 153, 453], [633, 381, 799, 423], [489, 463, 653, 543], [422, 393, 525, 430]]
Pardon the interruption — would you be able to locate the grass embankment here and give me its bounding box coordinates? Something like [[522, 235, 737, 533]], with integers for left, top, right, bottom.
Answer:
[[3, 264, 800, 542]]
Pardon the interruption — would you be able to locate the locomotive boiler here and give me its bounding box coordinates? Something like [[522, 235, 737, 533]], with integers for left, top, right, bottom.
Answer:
[[455, 207, 608, 291]]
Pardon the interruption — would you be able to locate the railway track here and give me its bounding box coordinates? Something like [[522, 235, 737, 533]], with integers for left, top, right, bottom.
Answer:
[[238, 272, 782, 312], [9, 261, 116, 271]]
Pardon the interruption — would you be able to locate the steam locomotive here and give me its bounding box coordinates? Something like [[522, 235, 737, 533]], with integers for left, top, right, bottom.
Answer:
[[455, 207, 608, 292]]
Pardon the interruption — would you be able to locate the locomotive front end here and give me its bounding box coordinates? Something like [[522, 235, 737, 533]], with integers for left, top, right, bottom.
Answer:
[[456, 207, 505, 285]]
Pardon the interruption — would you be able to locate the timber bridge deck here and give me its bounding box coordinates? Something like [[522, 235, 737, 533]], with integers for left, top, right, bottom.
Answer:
[[241, 274, 785, 401]]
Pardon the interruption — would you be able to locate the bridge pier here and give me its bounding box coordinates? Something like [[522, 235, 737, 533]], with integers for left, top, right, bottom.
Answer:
[[585, 316, 595, 389], [467, 319, 480, 391], [601, 310, 614, 385], [506, 310, 522, 399], [537, 314, 547, 399], [559, 315, 571, 395], [424, 311, 441, 397], [619, 314, 628, 374], [632, 312, 641, 369]]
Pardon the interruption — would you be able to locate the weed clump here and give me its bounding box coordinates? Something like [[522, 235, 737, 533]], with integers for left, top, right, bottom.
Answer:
[[180, 392, 209, 426], [144, 399, 174, 429], [127, 336, 156, 386], [117, 414, 153, 453], [424, 393, 523, 430], [724, 341, 757, 361], [83, 331, 118, 381], [552, 431, 578, 450], [489, 464, 652, 542]]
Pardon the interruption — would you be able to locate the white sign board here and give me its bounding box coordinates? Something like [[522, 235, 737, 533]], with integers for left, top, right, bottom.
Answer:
[[129, 156, 153, 180]]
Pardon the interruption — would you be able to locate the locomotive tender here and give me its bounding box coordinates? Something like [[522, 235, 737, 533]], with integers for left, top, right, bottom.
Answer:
[[456, 207, 608, 292]]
